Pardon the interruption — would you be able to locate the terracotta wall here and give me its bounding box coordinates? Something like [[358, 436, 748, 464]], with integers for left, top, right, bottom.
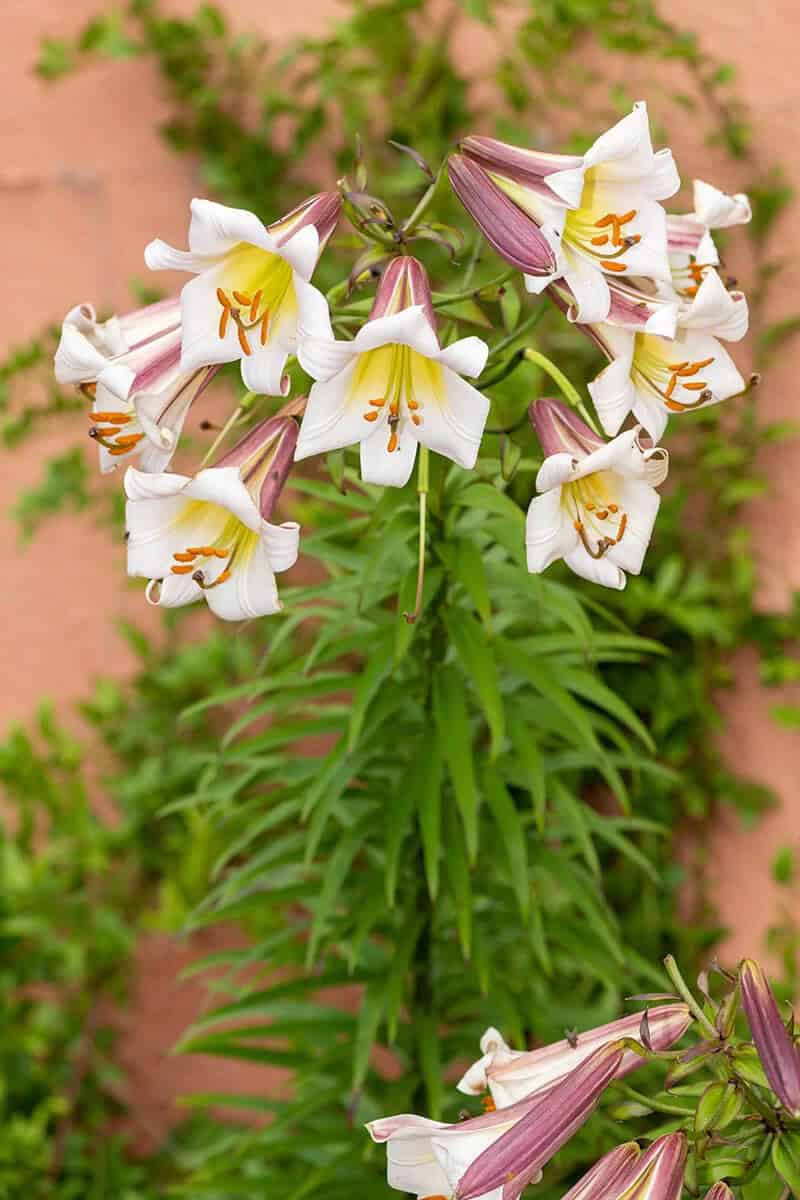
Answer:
[[2, 0, 798, 1138]]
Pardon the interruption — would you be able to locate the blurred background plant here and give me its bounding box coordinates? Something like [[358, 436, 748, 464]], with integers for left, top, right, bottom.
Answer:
[[1, 0, 799, 1195]]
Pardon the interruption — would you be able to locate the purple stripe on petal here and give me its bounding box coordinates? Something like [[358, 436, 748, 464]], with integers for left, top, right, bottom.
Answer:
[[529, 397, 605, 460], [741, 959, 800, 1115], [369, 256, 438, 333]]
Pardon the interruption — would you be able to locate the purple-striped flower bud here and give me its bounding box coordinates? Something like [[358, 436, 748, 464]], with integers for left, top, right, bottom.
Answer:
[[448, 153, 559, 278], [701, 1184, 735, 1200], [217, 398, 304, 520], [529, 397, 606, 461], [561, 1135, 686, 1200], [369, 255, 438, 333], [740, 958, 800, 1115], [268, 191, 343, 256], [456, 1041, 626, 1200], [459, 1004, 691, 1109]]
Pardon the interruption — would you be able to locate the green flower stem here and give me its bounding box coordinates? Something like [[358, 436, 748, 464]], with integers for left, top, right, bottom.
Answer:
[[612, 1081, 694, 1117], [402, 164, 444, 233], [430, 268, 514, 307], [663, 954, 720, 1040], [200, 392, 256, 467], [403, 445, 430, 625], [523, 347, 600, 434], [488, 302, 548, 360]]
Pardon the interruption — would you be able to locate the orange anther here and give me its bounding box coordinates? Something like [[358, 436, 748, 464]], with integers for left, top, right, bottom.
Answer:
[[412, 414, 421, 426], [363, 411, 379, 422], [608, 504, 619, 513], [407, 399, 419, 411], [585, 502, 596, 511], [682, 381, 709, 391], [594, 214, 616, 228], [692, 357, 715, 370], [665, 399, 687, 412], [369, 397, 386, 407], [595, 509, 608, 520], [238, 324, 252, 356], [615, 512, 628, 542], [387, 431, 398, 453], [601, 260, 627, 272], [260, 310, 270, 346], [113, 433, 144, 448], [481, 1095, 496, 1113], [171, 564, 196, 575], [665, 375, 677, 399], [233, 290, 252, 307], [173, 551, 195, 563], [249, 290, 262, 322], [667, 361, 689, 372], [89, 411, 132, 424], [108, 444, 138, 456], [617, 209, 636, 224], [590, 234, 609, 246], [574, 520, 584, 532], [186, 547, 208, 555], [216, 288, 231, 308], [219, 306, 230, 340]]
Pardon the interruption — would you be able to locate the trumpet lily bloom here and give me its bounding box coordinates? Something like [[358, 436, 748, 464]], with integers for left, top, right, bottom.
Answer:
[[55, 297, 215, 472], [458, 1004, 691, 1108], [452, 102, 679, 323], [586, 269, 747, 440], [740, 958, 800, 1116], [145, 193, 340, 396], [295, 256, 490, 487], [561, 1135, 687, 1200], [526, 399, 668, 591], [666, 178, 751, 301], [125, 406, 301, 621], [368, 1041, 625, 1200]]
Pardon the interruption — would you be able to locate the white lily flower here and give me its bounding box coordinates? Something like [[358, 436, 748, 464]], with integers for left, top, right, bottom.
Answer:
[[454, 102, 679, 324], [587, 269, 747, 440], [666, 178, 751, 301], [295, 256, 490, 487], [144, 193, 340, 396], [54, 296, 215, 473], [125, 408, 301, 621], [526, 399, 668, 591]]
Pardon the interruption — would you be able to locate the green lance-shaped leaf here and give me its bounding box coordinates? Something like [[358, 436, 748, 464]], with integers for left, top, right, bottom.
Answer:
[[507, 711, 547, 832], [433, 664, 480, 861], [306, 831, 362, 967], [483, 764, 529, 919], [445, 608, 505, 758], [441, 536, 492, 625], [352, 975, 388, 1091], [416, 1012, 444, 1119], [443, 801, 473, 958], [347, 633, 395, 751], [384, 763, 418, 907], [416, 731, 444, 900]]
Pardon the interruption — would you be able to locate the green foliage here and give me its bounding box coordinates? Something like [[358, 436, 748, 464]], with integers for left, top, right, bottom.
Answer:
[[2, 0, 797, 1195]]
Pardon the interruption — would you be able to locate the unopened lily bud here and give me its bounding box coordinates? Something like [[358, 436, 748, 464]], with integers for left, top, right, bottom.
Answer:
[[528, 397, 605, 461], [702, 1184, 734, 1200], [458, 1003, 690, 1109], [369, 255, 437, 331], [448, 152, 559, 278], [456, 1041, 626, 1200], [561, 1135, 686, 1200], [217, 400, 304, 520], [268, 191, 343, 255], [740, 959, 800, 1115]]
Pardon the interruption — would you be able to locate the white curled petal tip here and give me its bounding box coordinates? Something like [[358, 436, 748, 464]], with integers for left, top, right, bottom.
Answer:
[[435, 335, 489, 379], [536, 452, 579, 493], [693, 179, 752, 229]]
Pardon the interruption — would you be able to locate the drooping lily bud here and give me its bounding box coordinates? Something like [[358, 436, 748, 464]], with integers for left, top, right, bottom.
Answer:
[[458, 1003, 691, 1108], [368, 255, 438, 330], [740, 958, 800, 1115], [456, 1041, 626, 1200], [267, 190, 343, 256], [701, 1184, 735, 1200], [448, 152, 559, 278], [125, 401, 304, 621], [562, 1135, 686, 1200], [528, 396, 605, 462]]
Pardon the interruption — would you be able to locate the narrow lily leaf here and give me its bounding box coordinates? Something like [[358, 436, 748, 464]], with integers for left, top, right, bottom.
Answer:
[[352, 977, 387, 1090], [451, 537, 492, 624], [552, 781, 600, 878], [433, 664, 480, 861], [583, 808, 663, 885], [385, 915, 425, 1041], [560, 666, 656, 751], [772, 1131, 800, 1196], [307, 831, 362, 967], [347, 634, 395, 750], [384, 763, 419, 907], [508, 711, 547, 831], [445, 608, 505, 757], [416, 732, 444, 900], [416, 1012, 444, 1119], [436, 298, 492, 327], [444, 802, 473, 957], [483, 764, 529, 918], [457, 481, 525, 526]]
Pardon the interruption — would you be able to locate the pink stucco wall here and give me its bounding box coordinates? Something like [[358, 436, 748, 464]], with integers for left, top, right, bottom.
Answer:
[[2, 0, 798, 1140]]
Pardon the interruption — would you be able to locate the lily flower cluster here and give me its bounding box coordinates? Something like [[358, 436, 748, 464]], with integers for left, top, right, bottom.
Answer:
[[54, 101, 753, 619], [368, 1003, 693, 1200], [369, 955, 800, 1200]]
